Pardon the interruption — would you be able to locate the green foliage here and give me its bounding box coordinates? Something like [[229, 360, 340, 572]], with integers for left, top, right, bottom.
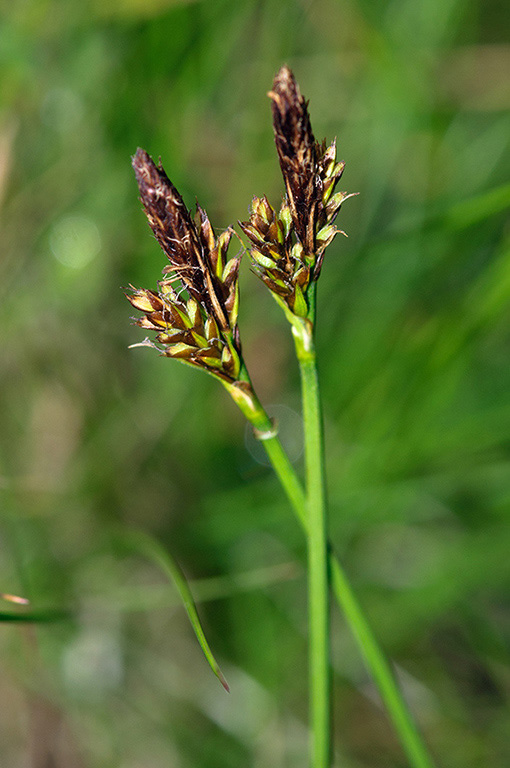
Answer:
[[0, 1, 509, 766]]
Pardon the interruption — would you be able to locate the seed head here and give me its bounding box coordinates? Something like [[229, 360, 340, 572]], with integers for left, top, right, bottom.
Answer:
[[127, 149, 242, 382], [242, 66, 355, 318], [268, 65, 317, 255]]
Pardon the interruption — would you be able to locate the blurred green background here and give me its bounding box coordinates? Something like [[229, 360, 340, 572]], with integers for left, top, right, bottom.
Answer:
[[1, 0, 509, 766]]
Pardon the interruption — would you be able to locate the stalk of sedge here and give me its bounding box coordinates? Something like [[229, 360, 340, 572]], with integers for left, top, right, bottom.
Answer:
[[126, 142, 436, 768], [241, 66, 437, 768], [227, 371, 436, 768]]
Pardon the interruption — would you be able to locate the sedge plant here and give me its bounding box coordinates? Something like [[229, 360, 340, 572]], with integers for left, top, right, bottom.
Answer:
[[126, 67, 436, 768]]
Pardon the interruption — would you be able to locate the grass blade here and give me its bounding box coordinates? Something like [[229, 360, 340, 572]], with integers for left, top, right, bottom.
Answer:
[[115, 530, 229, 692], [0, 609, 69, 622]]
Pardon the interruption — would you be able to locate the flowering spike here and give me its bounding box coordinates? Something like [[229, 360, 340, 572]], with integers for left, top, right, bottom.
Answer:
[[241, 67, 355, 318], [268, 66, 317, 254], [132, 150, 208, 305], [127, 150, 244, 383]]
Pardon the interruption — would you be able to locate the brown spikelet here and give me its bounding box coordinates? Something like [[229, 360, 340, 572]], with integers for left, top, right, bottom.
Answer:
[[132, 149, 208, 305], [242, 66, 355, 318], [268, 66, 318, 255], [128, 149, 243, 382]]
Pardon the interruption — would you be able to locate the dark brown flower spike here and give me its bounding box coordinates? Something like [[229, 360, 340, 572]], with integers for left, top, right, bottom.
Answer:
[[241, 66, 355, 319], [269, 65, 317, 255], [127, 149, 242, 383]]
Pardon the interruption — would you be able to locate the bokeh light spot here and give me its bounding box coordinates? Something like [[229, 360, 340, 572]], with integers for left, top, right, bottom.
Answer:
[[50, 214, 101, 269]]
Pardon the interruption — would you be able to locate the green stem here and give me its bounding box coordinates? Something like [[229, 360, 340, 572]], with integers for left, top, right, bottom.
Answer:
[[295, 327, 331, 768], [224, 377, 436, 768], [328, 558, 435, 768]]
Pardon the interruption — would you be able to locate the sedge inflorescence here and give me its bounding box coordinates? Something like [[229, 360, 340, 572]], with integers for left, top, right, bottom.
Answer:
[[126, 149, 242, 383], [127, 66, 353, 369], [240, 66, 354, 319]]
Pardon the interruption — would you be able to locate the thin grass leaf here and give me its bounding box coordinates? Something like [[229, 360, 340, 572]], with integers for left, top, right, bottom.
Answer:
[[390, 182, 510, 240], [0, 609, 70, 623], [443, 181, 510, 230], [115, 530, 229, 692], [87, 561, 299, 613]]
